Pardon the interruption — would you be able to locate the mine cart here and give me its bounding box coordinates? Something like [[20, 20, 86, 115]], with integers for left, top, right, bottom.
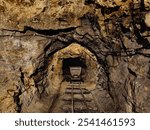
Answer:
[[69, 66, 82, 81]]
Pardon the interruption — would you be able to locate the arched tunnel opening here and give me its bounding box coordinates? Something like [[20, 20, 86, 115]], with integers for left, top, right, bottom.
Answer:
[[47, 43, 102, 112], [48, 43, 99, 91]]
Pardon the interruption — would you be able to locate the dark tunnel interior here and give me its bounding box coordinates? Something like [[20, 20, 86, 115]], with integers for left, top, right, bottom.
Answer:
[[62, 57, 86, 81]]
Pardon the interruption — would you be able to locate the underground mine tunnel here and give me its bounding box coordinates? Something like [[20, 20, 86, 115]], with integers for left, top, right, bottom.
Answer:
[[0, 0, 150, 113], [47, 43, 100, 112]]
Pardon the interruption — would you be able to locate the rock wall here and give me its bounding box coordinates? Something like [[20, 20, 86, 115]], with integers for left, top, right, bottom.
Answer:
[[0, 0, 150, 112]]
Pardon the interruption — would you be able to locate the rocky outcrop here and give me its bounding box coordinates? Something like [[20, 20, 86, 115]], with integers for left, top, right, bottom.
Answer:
[[0, 0, 150, 112]]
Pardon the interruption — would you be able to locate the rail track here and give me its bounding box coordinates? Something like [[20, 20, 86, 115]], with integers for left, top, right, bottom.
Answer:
[[60, 81, 99, 113]]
